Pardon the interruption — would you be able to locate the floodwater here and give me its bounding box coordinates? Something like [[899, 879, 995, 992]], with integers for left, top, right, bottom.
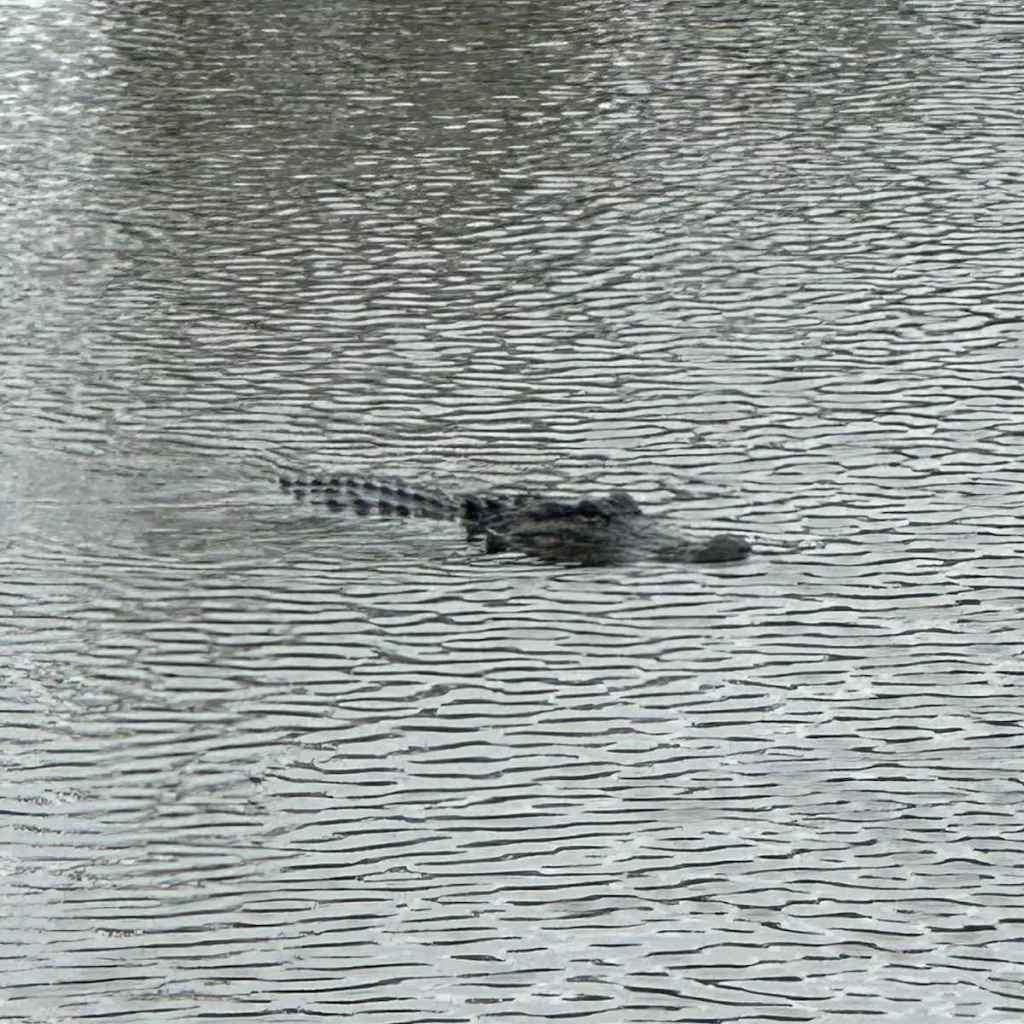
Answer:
[[2, 0, 1024, 1020]]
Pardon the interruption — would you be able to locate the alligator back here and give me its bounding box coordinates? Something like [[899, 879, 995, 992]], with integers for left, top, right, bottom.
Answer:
[[278, 472, 535, 526]]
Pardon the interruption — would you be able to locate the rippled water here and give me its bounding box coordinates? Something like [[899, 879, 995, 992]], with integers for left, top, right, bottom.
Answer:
[[3, 0, 1024, 1020]]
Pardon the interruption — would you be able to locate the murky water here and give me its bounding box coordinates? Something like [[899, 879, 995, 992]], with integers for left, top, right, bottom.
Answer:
[[3, 0, 1024, 1020]]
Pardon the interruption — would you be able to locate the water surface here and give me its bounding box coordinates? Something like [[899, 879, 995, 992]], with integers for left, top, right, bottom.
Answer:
[[3, 0, 1024, 1020]]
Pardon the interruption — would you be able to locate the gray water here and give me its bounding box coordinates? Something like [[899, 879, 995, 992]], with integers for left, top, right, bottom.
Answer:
[[3, 0, 1024, 1020]]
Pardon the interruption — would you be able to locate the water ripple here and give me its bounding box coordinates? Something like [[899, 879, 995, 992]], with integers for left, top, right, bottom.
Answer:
[[3, 0, 1024, 1020]]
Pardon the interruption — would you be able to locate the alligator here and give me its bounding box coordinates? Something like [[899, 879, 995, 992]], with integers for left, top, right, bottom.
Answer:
[[278, 473, 751, 566]]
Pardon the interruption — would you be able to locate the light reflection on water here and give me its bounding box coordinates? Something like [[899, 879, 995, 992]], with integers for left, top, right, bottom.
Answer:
[[2, 0, 1024, 1020]]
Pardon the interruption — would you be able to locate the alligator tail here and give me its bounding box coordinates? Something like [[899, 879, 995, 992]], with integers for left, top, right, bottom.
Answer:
[[279, 473, 460, 520], [278, 472, 536, 530]]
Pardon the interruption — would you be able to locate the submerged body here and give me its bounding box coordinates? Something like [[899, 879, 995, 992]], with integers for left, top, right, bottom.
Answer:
[[279, 474, 750, 566]]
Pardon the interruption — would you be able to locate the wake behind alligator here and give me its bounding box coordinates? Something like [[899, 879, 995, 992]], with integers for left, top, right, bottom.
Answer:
[[278, 473, 751, 566]]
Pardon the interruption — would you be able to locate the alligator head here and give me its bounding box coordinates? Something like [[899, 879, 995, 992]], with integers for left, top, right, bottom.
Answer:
[[476, 490, 749, 566]]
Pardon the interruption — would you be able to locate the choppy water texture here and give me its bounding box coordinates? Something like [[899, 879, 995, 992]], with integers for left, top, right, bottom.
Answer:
[[3, 0, 1024, 1020]]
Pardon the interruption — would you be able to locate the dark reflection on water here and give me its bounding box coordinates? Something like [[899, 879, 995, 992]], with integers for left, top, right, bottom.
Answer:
[[3, 0, 1024, 1020]]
